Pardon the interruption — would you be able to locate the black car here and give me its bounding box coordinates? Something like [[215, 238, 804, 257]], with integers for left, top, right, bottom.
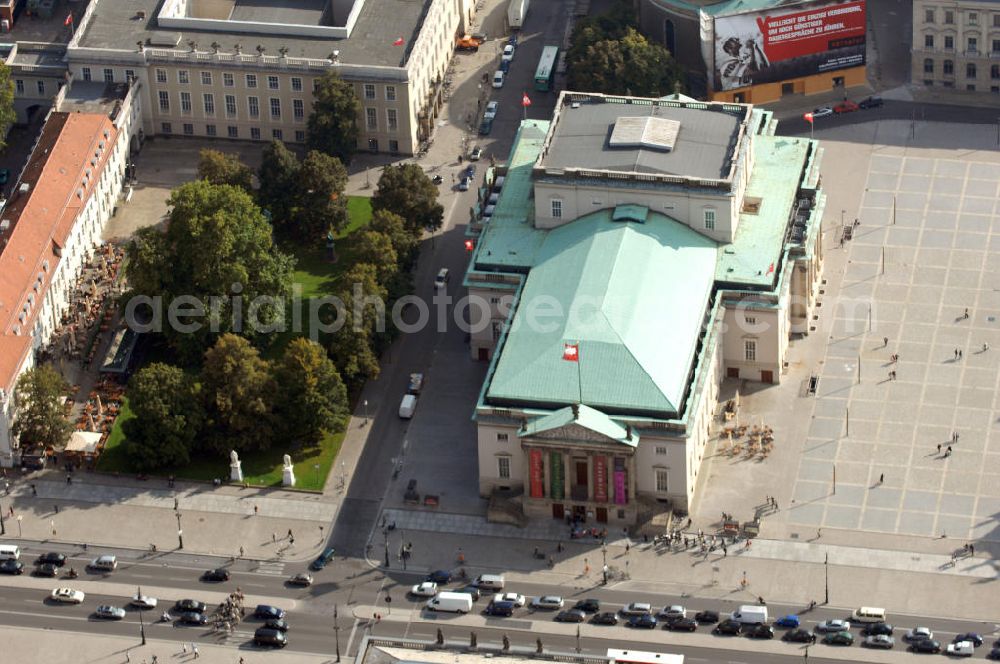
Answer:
[[484, 601, 514, 617], [178, 611, 208, 625], [254, 605, 285, 620], [574, 599, 600, 613], [783, 628, 815, 643], [455, 585, 481, 601], [746, 624, 774, 640], [202, 568, 230, 582], [265, 618, 289, 632], [859, 96, 884, 109], [37, 552, 67, 567], [987, 646, 1000, 660], [254, 627, 287, 648], [0, 560, 24, 575], [591, 612, 618, 626], [954, 633, 984, 647], [175, 599, 207, 613], [310, 547, 336, 571], [627, 614, 658, 629], [426, 570, 452, 584], [695, 610, 719, 623], [667, 617, 698, 632], [910, 639, 941, 653], [863, 622, 894, 636], [714, 619, 742, 635], [34, 563, 58, 577]]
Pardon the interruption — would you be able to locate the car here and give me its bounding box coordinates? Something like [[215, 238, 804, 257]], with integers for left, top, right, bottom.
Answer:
[[454, 585, 482, 601], [947, 641, 976, 657], [621, 602, 652, 616], [202, 568, 230, 582], [287, 573, 313, 587], [175, 599, 207, 613], [434, 268, 449, 289], [501, 44, 515, 63], [310, 547, 336, 571], [37, 552, 67, 567], [130, 594, 158, 609], [658, 605, 686, 620], [816, 619, 850, 633], [178, 611, 208, 625], [493, 593, 525, 607], [573, 598, 600, 613], [255, 605, 286, 620], [426, 570, 452, 584], [627, 614, 658, 629], [0, 560, 24, 575], [265, 618, 290, 632], [714, 618, 743, 635], [34, 563, 58, 577], [478, 117, 494, 135], [591, 612, 618, 625], [862, 622, 893, 636], [774, 614, 800, 628], [954, 633, 984, 647], [492, 70, 505, 88], [465, 164, 477, 178], [469, 146, 483, 161], [667, 617, 698, 632], [50, 588, 85, 604], [95, 605, 126, 620], [89, 554, 117, 571], [746, 623, 774, 639], [458, 176, 471, 191], [904, 627, 934, 641], [410, 582, 438, 598], [833, 100, 860, 114], [863, 634, 895, 649], [823, 630, 854, 646], [910, 639, 941, 653], [555, 609, 587, 623], [858, 96, 884, 109], [0, 168, 9, 185], [484, 101, 499, 120], [811, 107, 834, 119], [254, 627, 288, 647], [695, 610, 720, 623], [783, 628, 815, 643], [484, 600, 515, 617], [530, 596, 564, 610], [988, 646, 1000, 660]]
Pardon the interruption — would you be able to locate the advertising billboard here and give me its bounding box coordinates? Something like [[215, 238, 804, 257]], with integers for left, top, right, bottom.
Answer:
[[712, 0, 866, 91]]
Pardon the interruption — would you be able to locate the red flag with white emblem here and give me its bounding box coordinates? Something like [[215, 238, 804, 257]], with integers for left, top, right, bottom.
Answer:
[[522, 93, 532, 107], [562, 343, 579, 362]]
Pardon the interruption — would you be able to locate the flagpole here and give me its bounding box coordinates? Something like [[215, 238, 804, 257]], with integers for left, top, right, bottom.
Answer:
[[577, 340, 583, 405]]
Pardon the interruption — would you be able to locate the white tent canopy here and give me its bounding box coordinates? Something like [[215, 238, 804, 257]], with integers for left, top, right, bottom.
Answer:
[[65, 431, 102, 455]]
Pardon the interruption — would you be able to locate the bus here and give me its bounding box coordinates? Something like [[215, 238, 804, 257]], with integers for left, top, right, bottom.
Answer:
[[534, 45, 558, 92], [606, 649, 684, 664]]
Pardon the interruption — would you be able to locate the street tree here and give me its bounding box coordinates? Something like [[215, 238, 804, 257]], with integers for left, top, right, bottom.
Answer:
[[307, 70, 360, 164], [353, 229, 398, 286], [122, 363, 202, 470], [200, 334, 274, 455], [369, 209, 418, 270], [328, 263, 385, 389], [197, 149, 254, 191], [568, 27, 683, 97], [11, 364, 72, 449], [272, 338, 348, 445], [293, 150, 349, 243], [257, 140, 300, 230], [371, 163, 444, 236], [0, 63, 16, 149]]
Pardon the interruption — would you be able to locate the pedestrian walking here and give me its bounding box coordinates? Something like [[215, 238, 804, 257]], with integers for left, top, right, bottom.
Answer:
[[955, 432, 960, 443], [8, 506, 12, 517], [289, 536, 295, 545], [287, 528, 293, 539], [964, 307, 969, 319], [883, 336, 888, 347], [30, 483, 36, 496], [54, 504, 59, 514], [193, 644, 199, 659], [181, 644, 188, 655], [879, 473, 884, 484], [959, 349, 963, 359], [239, 546, 244, 558], [946, 445, 953, 456], [272, 533, 276, 543], [954, 349, 959, 360], [126, 649, 131, 663], [970, 543, 975, 555], [722, 544, 728, 557], [937, 444, 941, 454], [253, 505, 258, 515]]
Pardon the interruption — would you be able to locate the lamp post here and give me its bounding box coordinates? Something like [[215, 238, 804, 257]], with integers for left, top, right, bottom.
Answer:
[[137, 586, 146, 645], [824, 552, 829, 604], [175, 511, 183, 550], [16, 515, 22, 537], [383, 527, 390, 568], [0, 503, 5, 535], [334, 603, 341, 662]]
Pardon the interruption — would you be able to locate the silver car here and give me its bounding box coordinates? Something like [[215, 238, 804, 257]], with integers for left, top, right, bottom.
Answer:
[[96, 605, 126, 620], [904, 626, 933, 641], [816, 619, 850, 633], [530, 595, 564, 610], [863, 634, 894, 649]]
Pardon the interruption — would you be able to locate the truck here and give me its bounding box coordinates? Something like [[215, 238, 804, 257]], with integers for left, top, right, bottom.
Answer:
[[730, 605, 768, 625], [508, 0, 528, 29], [455, 35, 481, 52]]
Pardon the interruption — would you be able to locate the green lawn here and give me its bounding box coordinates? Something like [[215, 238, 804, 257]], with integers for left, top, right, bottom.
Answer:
[[98, 398, 345, 491]]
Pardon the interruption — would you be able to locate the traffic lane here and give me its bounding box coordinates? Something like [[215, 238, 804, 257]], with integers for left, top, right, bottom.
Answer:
[[773, 99, 1000, 136]]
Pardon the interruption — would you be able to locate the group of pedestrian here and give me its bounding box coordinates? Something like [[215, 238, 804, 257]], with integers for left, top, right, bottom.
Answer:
[[953, 348, 964, 360], [764, 495, 778, 510]]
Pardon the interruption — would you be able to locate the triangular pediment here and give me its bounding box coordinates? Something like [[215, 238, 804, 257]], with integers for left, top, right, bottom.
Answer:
[[528, 423, 622, 445]]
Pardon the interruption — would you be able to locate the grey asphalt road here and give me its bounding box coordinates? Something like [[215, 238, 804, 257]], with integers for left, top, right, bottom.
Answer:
[[773, 100, 1000, 136]]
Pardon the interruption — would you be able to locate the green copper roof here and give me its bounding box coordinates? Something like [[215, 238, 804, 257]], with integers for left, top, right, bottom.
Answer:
[[522, 404, 639, 447], [486, 209, 718, 417]]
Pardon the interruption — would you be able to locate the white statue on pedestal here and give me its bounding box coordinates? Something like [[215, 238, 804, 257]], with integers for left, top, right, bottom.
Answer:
[[281, 454, 296, 487], [229, 450, 244, 482]]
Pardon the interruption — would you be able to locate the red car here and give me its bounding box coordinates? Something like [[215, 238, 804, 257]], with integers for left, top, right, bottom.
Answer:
[[834, 101, 859, 114]]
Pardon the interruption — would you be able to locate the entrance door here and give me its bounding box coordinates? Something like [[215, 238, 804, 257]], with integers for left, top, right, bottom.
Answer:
[[575, 461, 588, 486], [596, 507, 608, 523], [552, 503, 564, 520], [781, 82, 794, 96], [727, 367, 740, 379], [761, 370, 774, 383], [573, 505, 587, 521], [477, 348, 489, 361]]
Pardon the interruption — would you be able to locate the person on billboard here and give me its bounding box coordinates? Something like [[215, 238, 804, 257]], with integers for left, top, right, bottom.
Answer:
[[718, 34, 770, 88]]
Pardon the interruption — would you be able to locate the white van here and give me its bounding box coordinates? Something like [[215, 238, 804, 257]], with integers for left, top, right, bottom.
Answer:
[[492, 71, 505, 88], [426, 591, 473, 613], [399, 394, 417, 419], [89, 554, 118, 571], [851, 606, 886, 623], [475, 573, 505, 590], [730, 605, 768, 625], [0, 545, 21, 560]]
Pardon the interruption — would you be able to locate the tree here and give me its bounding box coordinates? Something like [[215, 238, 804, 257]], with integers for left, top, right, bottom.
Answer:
[[272, 338, 348, 445], [124, 181, 295, 360], [328, 263, 385, 389], [200, 334, 274, 455], [122, 363, 202, 470], [307, 70, 360, 164], [257, 140, 300, 230], [353, 230, 398, 285], [568, 27, 683, 97], [370, 209, 418, 270], [371, 164, 444, 236], [11, 364, 72, 449], [292, 151, 349, 243], [197, 149, 254, 191], [0, 63, 16, 150]]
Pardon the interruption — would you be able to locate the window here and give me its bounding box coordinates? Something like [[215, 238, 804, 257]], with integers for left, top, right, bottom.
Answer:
[[291, 77, 302, 91], [945, 35, 954, 49], [551, 199, 562, 218], [365, 107, 377, 130], [704, 208, 716, 230], [183, 123, 194, 135], [250, 127, 261, 140], [945, 10, 954, 24], [272, 128, 283, 140], [995, 14, 1000, 27], [155, 68, 166, 83], [944, 80, 955, 88], [267, 75, 279, 90], [924, 58, 934, 74], [223, 72, 234, 87], [295, 130, 306, 143], [228, 125, 239, 138], [14, 80, 23, 94], [389, 139, 399, 153], [655, 468, 669, 492], [968, 37, 978, 53], [993, 39, 1000, 53], [992, 64, 1000, 79], [497, 433, 508, 442], [203, 93, 215, 115], [247, 96, 259, 118], [924, 79, 934, 86], [655, 446, 667, 455], [225, 94, 237, 118], [385, 85, 396, 101], [269, 97, 281, 119], [246, 73, 257, 88], [34, 80, 43, 94], [744, 338, 757, 362], [178, 70, 189, 84], [206, 124, 217, 137], [969, 12, 978, 25], [497, 457, 511, 479], [125, 69, 135, 82], [925, 34, 934, 48], [925, 8, 934, 23], [82, 67, 92, 81], [161, 122, 172, 133], [967, 63, 977, 78], [293, 99, 304, 120], [993, 86, 1000, 93], [200, 71, 212, 85], [180, 91, 192, 113], [103, 68, 114, 83], [745, 316, 757, 325], [158, 90, 170, 112], [967, 84, 977, 91], [944, 60, 954, 75], [363, 83, 376, 100], [387, 108, 398, 131]]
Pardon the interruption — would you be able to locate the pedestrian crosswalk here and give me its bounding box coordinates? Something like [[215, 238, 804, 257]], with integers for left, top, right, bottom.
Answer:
[[254, 561, 286, 576]]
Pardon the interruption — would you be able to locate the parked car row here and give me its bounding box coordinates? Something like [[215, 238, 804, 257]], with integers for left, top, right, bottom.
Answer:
[[810, 96, 883, 120]]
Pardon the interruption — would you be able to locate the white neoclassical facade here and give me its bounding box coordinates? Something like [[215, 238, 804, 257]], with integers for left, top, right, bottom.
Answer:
[[912, 0, 1000, 93]]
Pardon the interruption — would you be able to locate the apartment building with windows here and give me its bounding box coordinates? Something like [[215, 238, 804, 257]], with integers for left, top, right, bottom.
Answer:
[[912, 0, 1000, 92]]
